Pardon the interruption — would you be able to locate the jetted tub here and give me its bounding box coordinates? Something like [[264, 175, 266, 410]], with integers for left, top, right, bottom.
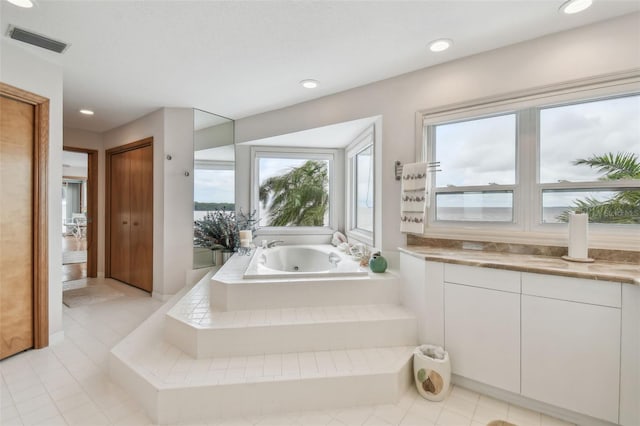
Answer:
[[243, 244, 368, 279]]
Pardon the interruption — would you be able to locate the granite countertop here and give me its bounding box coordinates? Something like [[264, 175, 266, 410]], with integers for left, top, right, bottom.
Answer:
[[400, 246, 640, 285]]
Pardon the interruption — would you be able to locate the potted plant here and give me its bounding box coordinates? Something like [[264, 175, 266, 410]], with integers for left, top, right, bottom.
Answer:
[[193, 209, 258, 264]]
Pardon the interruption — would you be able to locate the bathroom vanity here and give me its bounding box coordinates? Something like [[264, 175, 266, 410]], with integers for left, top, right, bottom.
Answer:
[[399, 247, 639, 426]]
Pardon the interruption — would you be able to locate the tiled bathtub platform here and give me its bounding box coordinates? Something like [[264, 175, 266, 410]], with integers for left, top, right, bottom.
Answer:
[[110, 264, 417, 424]]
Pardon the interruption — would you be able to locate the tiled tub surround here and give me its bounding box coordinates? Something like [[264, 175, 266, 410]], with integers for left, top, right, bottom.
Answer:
[[111, 254, 418, 424], [402, 238, 640, 285]]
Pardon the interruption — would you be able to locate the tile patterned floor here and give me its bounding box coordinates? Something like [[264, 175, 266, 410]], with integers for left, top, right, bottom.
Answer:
[[1, 278, 575, 426]]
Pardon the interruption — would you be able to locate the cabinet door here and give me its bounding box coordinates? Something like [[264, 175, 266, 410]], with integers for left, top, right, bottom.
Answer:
[[445, 283, 520, 393], [129, 145, 153, 292], [522, 295, 620, 423]]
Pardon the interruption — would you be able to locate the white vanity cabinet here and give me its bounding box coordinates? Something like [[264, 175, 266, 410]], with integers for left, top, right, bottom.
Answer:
[[521, 273, 622, 424], [398, 252, 638, 424], [444, 264, 521, 394]]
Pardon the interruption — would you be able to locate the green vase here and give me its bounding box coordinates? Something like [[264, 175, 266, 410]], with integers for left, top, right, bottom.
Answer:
[[369, 252, 387, 273]]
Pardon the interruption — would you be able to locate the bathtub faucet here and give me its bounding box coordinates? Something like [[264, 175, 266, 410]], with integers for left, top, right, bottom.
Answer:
[[265, 240, 285, 248]]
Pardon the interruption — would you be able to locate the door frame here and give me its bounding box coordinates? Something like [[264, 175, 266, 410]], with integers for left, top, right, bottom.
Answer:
[[105, 137, 153, 279], [1, 82, 49, 348], [63, 146, 98, 277]]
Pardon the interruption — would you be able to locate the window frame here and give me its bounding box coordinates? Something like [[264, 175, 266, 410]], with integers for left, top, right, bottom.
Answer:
[[419, 72, 640, 250], [346, 126, 375, 245], [425, 111, 521, 228], [250, 146, 337, 235]]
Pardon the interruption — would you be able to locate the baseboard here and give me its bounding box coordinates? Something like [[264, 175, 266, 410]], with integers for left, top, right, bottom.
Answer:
[[452, 375, 619, 426]]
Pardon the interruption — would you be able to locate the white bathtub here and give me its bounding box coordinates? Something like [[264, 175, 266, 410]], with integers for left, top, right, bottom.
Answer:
[[243, 244, 368, 279]]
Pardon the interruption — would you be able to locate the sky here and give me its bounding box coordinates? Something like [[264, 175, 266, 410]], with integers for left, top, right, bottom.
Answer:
[[194, 169, 235, 204], [434, 94, 640, 209]]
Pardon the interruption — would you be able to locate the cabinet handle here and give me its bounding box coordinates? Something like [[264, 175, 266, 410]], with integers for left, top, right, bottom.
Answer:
[[133, 222, 139, 226], [122, 221, 128, 224]]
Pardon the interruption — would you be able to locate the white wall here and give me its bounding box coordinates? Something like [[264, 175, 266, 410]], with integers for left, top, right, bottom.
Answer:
[[162, 108, 195, 297], [195, 121, 234, 151], [63, 128, 105, 275], [102, 108, 194, 298], [235, 13, 640, 252], [1, 40, 65, 341]]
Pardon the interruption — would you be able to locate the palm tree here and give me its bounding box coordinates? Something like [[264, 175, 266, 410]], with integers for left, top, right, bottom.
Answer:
[[559, 152, 640, 224], [259, 160, 328, 226]]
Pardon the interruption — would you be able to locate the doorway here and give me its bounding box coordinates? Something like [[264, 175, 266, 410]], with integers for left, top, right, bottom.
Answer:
[[106, 137, 153, 293], [0, 83, 49, 359], [61, 148, 97, 283]]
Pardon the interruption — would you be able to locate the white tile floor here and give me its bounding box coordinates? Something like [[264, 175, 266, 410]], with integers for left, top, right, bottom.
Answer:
[[1, 278, 575, 426]]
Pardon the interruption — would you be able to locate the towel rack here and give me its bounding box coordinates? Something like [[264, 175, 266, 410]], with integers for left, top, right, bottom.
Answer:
[[394, 161, 441, 180]]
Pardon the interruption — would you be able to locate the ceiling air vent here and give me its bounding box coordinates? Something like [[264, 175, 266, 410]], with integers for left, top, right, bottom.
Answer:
[[7, 25, 69, 53]]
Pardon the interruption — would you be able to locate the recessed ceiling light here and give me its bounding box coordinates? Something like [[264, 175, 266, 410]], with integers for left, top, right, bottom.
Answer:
[[560, 0, 593, 14], [428, 39, 452, 53], [6, 0, 34, 8], [79, 109, 94, 116], [300, 79, 319, 89]]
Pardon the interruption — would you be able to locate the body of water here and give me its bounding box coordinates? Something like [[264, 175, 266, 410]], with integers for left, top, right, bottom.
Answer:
[[436, 206, 569, 223]]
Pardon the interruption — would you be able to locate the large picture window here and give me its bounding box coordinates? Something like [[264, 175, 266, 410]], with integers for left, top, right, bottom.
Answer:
[[422, 76, 640, 248], [252, 148, 335, 231]]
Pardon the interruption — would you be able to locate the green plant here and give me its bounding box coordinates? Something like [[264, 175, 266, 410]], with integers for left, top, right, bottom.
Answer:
[[258, 160, 328, 226], [193, 209, 259, 251], [558, 152, 640, 224]]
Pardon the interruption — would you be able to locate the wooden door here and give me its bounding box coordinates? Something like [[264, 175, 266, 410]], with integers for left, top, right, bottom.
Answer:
[[109, 150, 131, 284], [0, 95, 34, 358], [106, 138, 153, 293], [129, 145, 153, 292]]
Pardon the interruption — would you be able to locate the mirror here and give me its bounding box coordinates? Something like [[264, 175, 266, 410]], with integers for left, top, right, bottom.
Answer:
[[193, 109, 235, 269]]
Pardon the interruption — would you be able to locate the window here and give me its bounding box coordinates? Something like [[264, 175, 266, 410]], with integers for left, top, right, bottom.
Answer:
[[346, 127, 374, 244], [430, 114, 516, 223], [539, 95, 640, 224], [422, 75, 640, 248], [252, 148, 335, 231]]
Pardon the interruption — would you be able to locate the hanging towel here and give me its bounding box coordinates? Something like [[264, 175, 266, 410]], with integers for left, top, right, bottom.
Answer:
[[400, 162, 428, 234], [401, 162, 428, 191]]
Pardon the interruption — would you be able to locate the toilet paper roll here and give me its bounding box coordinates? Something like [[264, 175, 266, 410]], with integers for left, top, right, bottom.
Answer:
[[568, 212, 588, 259]]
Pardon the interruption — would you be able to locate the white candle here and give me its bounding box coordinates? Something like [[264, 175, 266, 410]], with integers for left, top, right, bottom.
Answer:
[[568, 212, 588, 259], [239, 230, 252, 248]]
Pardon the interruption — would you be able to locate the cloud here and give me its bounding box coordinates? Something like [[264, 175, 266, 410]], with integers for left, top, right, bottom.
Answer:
[[194, 169, 235, 203], [434, 95, 639, 187]]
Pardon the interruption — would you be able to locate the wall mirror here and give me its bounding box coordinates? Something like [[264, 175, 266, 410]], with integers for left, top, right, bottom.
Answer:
[[192, 109, 235, 269]]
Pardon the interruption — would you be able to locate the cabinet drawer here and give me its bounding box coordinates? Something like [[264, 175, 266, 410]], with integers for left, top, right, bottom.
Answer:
[[522, 273, 621, 308], [444, 264, 520, 293]]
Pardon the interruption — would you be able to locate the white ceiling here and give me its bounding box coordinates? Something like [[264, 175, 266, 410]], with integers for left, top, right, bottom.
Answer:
[[2, 1, 639, 133]]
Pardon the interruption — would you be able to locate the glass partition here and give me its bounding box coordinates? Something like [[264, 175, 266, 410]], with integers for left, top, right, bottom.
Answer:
[[193, 109, 235, 269]]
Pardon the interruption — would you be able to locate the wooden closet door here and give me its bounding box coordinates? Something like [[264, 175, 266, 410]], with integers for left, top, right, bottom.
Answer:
[[109, 150, 131, 284], [0, 96, 34, 359], [129, 145, 153, 292]]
